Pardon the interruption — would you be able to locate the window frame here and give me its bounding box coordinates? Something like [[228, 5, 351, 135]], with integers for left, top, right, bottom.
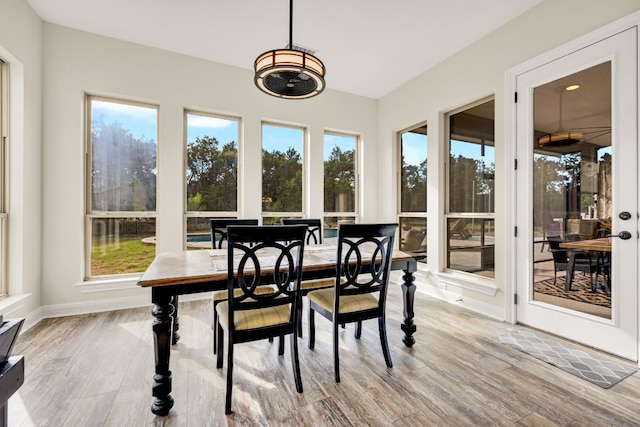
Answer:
[[323, 129, 360, 228], [0, 60, 8, 297], [84, 95, 159, 279], [184, 109, 241, 247], [444, 97, 495, 278]]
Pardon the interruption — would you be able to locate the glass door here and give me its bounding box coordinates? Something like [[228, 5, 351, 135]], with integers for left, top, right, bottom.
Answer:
[[515, 28, 638, 361]]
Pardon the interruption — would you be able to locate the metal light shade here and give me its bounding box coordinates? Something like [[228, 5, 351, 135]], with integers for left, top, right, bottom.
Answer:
[[537, 130, 584, 147], [254, 48, 326, 99]]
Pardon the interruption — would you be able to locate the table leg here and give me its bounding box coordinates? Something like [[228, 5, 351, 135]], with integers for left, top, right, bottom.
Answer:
[[171, 295, 180, 345], [151, 291, 175, 416], [565, 253, 576, 291], [400, 268, 416, 348]]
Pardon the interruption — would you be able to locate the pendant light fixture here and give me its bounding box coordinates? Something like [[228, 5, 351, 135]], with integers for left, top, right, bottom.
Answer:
[[254, 0, 326, 99], [537, 87, 584, 147]]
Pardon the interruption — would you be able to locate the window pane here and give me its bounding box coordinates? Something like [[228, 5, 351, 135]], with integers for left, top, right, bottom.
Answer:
[[90, 217, 156, 276], [90, 100, 157, 212], [262, 124, 303, 213], [186, 113, 238, 212], [400, 127, 427, 212], [399, 217, 427, 261], [186, 217, 215, 249], [449, 100, 495, 213], [324, 133, 356, 213], [323, 216, 356, 245], [447, 218, 495, 278]]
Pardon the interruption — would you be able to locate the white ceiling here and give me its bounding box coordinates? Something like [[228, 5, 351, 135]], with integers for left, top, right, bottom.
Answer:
[[27, 0, 543, 99]]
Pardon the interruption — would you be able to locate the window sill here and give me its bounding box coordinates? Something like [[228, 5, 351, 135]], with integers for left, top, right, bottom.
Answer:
[[75, 276, 142, 293], [0, 294, 33, 316], [433, 271, 498, 296]]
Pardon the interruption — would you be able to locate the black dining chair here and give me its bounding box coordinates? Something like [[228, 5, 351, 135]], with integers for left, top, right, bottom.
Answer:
[[210, 218, 259, 249], [282, 218, 336, 337], [210, 218, 264, 354], [215, 224, 307, 414], [307, 223, 398, 383], [547, 235, 599, 291], [282, 218, 323, 244]]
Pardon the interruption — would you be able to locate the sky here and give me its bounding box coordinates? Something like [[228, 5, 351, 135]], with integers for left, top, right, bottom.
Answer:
[[93, 100, 355, 158], [93, 100, 493, 164]]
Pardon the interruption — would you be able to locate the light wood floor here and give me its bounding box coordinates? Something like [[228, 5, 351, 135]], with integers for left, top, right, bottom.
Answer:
[[7, 287, 640, 426]]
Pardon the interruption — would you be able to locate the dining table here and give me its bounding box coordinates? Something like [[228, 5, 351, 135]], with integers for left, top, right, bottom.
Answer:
[[137, 244, 418, 416], [559, 237, 611, 292]]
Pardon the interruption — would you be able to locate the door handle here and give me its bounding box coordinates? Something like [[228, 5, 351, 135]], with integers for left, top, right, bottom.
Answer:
[[607, 231, 632, 240]]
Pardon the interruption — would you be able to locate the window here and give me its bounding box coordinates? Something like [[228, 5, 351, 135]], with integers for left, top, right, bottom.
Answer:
[[323, 131, 358, 243], [398, 124, 427, 262], [185, 111, 239, 248], [86, 96, 158, 278], [446, 99, 495, 278], [262, 123, 304, 224], [0, 60, 7, 296]]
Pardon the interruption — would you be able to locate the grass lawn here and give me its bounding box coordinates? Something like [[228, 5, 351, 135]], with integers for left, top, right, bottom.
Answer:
[[91, 237, 156, 276]]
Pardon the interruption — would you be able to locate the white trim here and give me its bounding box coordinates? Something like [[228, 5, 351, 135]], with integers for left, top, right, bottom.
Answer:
[[15, 292, 212, 335], [433, 271, 499, 296], [0, 294, 32, 317], [75, 276, 142, 292], [394, 276, 505, 321]]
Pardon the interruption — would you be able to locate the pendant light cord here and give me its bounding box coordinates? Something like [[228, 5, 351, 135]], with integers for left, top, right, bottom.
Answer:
[[289, 0, 293, 49]]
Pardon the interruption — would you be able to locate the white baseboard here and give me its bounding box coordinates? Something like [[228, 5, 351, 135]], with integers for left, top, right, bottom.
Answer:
[[390, 272, 506, 322], [18, 292, 213, 334]]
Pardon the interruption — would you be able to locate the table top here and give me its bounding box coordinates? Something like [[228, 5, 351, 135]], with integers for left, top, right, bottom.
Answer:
[[138, 245, 416, 288], [559, 237, 611, 252]]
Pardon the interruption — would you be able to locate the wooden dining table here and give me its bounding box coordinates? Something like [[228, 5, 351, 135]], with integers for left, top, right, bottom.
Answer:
[[559, 238, 611, 292], [137, 245, 418, 416]]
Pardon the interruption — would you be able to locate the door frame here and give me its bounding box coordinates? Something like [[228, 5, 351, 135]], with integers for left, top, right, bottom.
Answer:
[[505, 12, 640, 364]]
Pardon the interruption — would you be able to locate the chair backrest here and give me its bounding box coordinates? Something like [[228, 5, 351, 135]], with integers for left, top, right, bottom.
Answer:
[[225, 225, 307, 324], [547, 236, 568, 265], [210, 219, 259, 249], [282, 218, 322, 245], [334, 223, 398, 308]]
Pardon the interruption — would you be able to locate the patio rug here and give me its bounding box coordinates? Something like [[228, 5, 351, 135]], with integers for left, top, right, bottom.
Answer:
[[497, 328, 637, 388], [534, 276, 610, 308]]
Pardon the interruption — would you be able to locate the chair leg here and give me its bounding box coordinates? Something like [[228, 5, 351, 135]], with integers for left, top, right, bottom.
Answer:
[[333, 319, 340, 383], [308, 308, 316, 349], [225, 335, 234, 414], [216, 323, 224, 369], [354, 320, 362, 339], [378, 316, 393, 368], [278, 335, 285, 355], [297, 297, 304, 338], [290, 332, 303, 393], [213, 302, 218, 354]]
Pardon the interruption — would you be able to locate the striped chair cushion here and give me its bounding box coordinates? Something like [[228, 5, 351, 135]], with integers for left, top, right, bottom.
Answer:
[[212, 285, 275, 302], [300, 278, 335, 292], [307, 288, 379, 314], [216, 301, 291, 331]]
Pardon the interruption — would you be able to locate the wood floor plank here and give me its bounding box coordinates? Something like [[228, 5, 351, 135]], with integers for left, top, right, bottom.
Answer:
[[6, 288, 640, 426]]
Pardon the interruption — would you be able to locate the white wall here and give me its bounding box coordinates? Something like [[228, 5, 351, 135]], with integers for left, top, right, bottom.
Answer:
[[378, 0, 640, 319], [38, 24, 378, 310], [0, 0, 43, 321]]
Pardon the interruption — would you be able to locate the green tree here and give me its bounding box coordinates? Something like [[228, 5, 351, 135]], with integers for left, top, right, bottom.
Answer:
[[401, 155, 427, 212], [324, 146, 355, 212], [91, 117, 156, 211], [262, 148, 302, 212], [186, 136, 237, 211]]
